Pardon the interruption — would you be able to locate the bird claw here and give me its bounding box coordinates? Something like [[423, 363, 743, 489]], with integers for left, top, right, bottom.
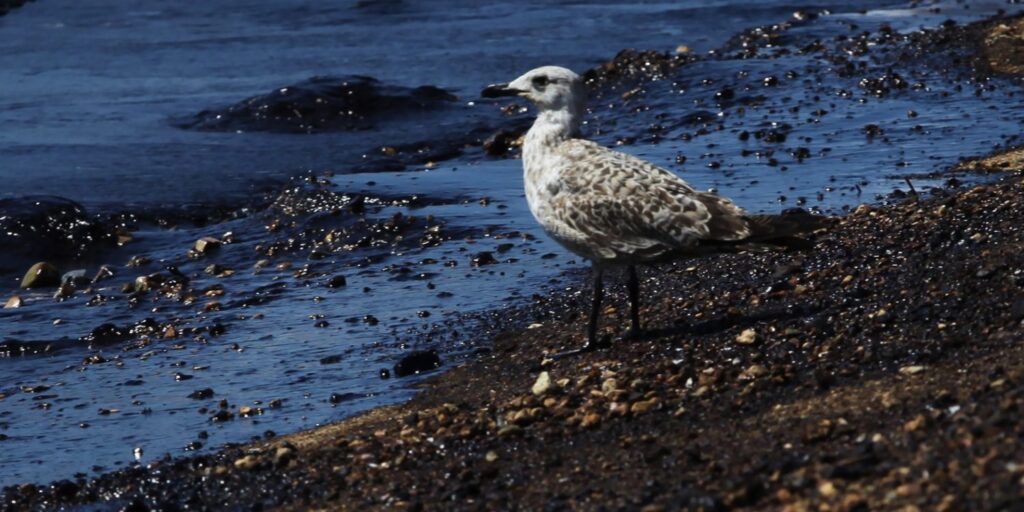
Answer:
[[547, 334, 611, 360]]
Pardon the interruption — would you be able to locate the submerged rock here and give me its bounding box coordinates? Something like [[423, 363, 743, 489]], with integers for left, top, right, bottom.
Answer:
[[393, 349, 442, 377], [0, 197, 116, 270], [178, 76, 457, 134], [20, 262, 61, 289], [3, 295, 22, 309]]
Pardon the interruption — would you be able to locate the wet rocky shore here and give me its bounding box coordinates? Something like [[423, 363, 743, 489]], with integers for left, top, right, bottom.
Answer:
[[7, 145, 1024, 511], [4, 8, 1024, 511]]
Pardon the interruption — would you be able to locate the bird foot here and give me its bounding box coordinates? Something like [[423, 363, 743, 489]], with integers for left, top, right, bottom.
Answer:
[[617, 327, 643, 342], [546, 335, 611, 360]]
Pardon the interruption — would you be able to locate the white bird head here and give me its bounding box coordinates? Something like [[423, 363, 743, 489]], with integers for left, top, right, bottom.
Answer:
[[482, 66, 585, 114]]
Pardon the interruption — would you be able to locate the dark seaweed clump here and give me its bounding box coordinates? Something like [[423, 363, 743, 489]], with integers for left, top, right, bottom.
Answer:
[[178, 76, 458, 134]]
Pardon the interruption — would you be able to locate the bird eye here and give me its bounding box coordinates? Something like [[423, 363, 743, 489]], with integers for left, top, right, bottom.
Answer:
[[531, 75, 549, 88]]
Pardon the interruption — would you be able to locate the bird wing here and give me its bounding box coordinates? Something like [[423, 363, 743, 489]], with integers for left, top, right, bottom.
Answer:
[[550, 139, 751, 260]]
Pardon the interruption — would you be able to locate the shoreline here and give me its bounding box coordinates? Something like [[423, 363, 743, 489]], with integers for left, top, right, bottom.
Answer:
[[5, 11, 1024, 511], [7, 146, 1024, 509]]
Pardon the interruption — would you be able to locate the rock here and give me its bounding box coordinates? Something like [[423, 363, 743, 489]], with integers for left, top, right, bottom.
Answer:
[[531, 371, 553, 396], [210, 410, 234, 422], [52, 282, 74, 300], [471, 251, 498, 266], [204, 264, 234, 277], [393, 349, 442, 377], [483, 127, 527, 157], [735, 328, 758, 345], [818, 480, 838, 498], [91, 265, 115, 284], [178, 75, 458, 134], [233, 455, 258, 470], [329, 392, 357, 404], [630, 398, 659, 415], [485, 450, 499, 462], [134, 273, 165, 292], [0, 197, 115, 264], [61, 269, 89, 287], [327, 275, 347, 288], [580, 413, 602, 429], [273, 446, 295, 465], [899, 365, 926, 375], [193, 237, 221, 254], [601, 378, 619, 394], [20, 262, 61, 289], [188, 388, 215, 400], [904, 414, 927, 432], [497, 425, 523, 437], [3, 295, 22, 309], [740, 364, 769, 380], [80, 323, 129, 346]]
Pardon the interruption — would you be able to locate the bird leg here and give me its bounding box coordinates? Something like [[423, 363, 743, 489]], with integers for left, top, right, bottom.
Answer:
[[584, 266, 606, 351], [548, 266, 607, 360], [620, 264, 642, 340]]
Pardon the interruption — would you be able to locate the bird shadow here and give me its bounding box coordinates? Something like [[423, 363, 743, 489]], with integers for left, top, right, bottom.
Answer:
[[633, 301, 826, 342]]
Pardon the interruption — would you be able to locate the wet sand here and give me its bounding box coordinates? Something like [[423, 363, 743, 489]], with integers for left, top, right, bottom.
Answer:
[[5, 9, 1024, 512]]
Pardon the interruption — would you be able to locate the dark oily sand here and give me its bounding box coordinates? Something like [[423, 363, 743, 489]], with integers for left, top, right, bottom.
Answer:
[[3, 2, 1024, 496], [5, 147, 1023, 509]]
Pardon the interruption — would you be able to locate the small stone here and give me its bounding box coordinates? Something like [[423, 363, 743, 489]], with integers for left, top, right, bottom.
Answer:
[[580, 413, 602, 429], [904, 414, 927, 432], [485, 450, 499, 462], [3, 295, 22, 309], [188, 388, 215, 400], [899, 365, 925, 375], [210, 410, 234, 422], [91, 265, 115, 284], [818, 480, 837, 498], [601, 378, 619, 394], [735, 328, 758, 345], [630, 398, 658, 415], [471, 251, 498, 266], [532, 371, 553, 396], [234, 455, 258, 470], [193, 237, 222, 254], [393, 350, 442, 377], [740, 364, 769, 380], [53, 282, 75, 300], [326, 275, 347, 288], [497, 425, 522, 437], [204, 264, 234, 277], [21, 262, 61, 289], [61, 269, 89, 287], [273, 446, 294, 465]]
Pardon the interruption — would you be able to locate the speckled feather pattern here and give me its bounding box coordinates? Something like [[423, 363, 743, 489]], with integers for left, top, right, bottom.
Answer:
[[523, 111, 752, 264]]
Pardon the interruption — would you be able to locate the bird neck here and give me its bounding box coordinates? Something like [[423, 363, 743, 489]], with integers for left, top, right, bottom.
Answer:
[[524, 107, 581, 154]]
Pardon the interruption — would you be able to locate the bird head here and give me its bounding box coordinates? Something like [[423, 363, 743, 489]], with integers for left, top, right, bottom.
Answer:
[[482, 66, 585, 114]]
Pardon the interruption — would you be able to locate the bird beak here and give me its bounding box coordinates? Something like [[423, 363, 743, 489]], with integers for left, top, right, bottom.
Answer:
[[481, 83, 524, 98]]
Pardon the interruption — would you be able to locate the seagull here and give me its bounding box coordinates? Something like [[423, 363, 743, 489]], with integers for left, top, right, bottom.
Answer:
[[483, 66, 831, 355]]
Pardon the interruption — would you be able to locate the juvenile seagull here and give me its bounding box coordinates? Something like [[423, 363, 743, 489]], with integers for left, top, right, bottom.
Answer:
[[483, 66, 829, 354]]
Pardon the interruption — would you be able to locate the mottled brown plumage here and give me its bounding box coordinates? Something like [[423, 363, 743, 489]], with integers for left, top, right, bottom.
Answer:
[[483, 65, 830, 353]]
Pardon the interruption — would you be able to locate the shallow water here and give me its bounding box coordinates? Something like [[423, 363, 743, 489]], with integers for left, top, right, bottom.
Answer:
[[1, 0, 1022, 489]]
